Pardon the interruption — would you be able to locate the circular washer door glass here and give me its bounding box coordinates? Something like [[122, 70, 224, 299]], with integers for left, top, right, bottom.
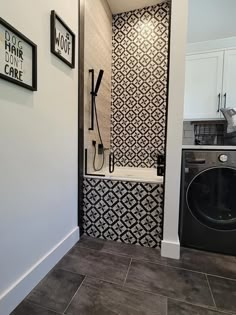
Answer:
[[187, 167, 236, 230]]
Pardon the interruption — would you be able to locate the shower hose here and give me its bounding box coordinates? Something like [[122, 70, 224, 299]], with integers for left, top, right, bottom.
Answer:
[[93, 98, 105, 171]]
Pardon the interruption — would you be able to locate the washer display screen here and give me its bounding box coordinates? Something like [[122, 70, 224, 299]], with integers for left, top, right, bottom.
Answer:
[[187, 167, 236, 230]]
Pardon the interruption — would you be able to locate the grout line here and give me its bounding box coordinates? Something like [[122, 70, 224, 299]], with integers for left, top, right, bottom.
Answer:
[[26, 273, 234, 315], [130, 257, 236, 283], [57, 266, 123, 286], [199, 273, 236, 283], [55, 267, 86, 278], [167, 297, 236, 315], [63, 275, 87, 314], [77, 244, 167, 264], [22, 237, 235, 315], [55, 265, 235, 315], [123, 258, 132, 286], [77, 243, 236, 282], [205, 274, 217, 308], [77, 244, 166, 264], [122, 284, 215, 310], [25, 300, 62, 314]]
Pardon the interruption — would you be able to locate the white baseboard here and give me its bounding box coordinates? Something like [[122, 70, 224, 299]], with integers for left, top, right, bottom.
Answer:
[[161, 239, 180, 259], [0, 227, 80, 315]]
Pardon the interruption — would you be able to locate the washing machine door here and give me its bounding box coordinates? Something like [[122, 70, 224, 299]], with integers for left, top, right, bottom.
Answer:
[[187, 167, 236, 230]]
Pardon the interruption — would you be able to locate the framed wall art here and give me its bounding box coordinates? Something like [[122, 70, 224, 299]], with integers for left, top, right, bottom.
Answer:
[[50, 10, 75, 68], [0, 17, 37, 91]]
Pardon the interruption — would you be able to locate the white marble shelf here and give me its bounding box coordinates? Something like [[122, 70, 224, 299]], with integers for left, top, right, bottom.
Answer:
[[182, 145, 236, 150]]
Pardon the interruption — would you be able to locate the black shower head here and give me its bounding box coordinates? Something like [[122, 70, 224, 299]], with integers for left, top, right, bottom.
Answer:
[[94, 70, 104, 95]]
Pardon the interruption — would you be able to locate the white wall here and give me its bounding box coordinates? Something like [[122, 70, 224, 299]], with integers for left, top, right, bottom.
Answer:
[[161, 0, 188, 259], [0, 1, 79, 314], [188, 0, 236, 43]]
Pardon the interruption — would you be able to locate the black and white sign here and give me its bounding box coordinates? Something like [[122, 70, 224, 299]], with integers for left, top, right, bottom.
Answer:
[[50, 11, 75, 68], [0, 18, 37, 91]]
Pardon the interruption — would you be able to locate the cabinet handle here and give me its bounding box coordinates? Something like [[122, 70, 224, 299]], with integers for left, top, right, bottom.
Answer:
[[224, 93, 227, 108], [217, 93, 221, 112]]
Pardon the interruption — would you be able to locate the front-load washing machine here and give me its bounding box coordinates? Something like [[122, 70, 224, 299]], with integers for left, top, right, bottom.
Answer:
[[180, 150, 236, 255]]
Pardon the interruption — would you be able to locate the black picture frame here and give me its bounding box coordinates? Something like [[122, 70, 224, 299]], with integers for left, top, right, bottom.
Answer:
[[50, 10, 75, 69], [0, 17, 37, 91]]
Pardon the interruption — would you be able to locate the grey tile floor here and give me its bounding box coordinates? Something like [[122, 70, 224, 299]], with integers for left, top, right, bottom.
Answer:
[[11, 236, 236, 315]]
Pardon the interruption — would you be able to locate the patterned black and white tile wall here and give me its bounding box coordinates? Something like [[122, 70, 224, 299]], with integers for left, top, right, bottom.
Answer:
[[83, 177, 164, 248], [110, 2, 170, 168]]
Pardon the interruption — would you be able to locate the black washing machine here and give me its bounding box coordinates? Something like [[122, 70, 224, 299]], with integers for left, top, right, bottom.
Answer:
[[179, 150, 236, 255]]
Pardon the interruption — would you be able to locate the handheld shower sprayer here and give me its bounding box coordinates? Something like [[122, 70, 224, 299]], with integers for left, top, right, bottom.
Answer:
[[94, 70, 104, 96], [88, 69, 104, 130]]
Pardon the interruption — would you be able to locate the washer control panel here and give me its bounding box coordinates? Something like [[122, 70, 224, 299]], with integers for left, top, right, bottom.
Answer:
[[184, 150, 236, 168], [218, 154, 228, 163]]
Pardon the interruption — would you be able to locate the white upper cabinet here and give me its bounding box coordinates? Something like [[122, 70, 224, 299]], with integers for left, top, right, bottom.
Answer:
[[222, 49, 236, 109], [184, 51, 224, 120]]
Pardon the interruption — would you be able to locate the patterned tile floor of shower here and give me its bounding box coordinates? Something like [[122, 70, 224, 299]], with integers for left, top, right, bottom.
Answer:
[[12, 235, 236, 315]]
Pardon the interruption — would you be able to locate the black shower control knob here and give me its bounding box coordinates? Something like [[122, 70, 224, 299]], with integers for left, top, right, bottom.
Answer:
[[157, 155, 165, 165], [157, 166, 164, 176]]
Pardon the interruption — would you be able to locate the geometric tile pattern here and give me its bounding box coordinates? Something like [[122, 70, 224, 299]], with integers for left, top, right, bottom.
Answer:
[[110, 3, 170, 167], [83, 177, 164, 248]]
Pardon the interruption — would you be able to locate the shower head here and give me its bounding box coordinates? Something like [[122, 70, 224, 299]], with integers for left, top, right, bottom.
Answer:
[[94, 70, 104, 95]]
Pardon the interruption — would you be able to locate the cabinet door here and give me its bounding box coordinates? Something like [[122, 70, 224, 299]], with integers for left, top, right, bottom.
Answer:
[[184, 52, 224, 120], [222, 49, 236, 109]]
